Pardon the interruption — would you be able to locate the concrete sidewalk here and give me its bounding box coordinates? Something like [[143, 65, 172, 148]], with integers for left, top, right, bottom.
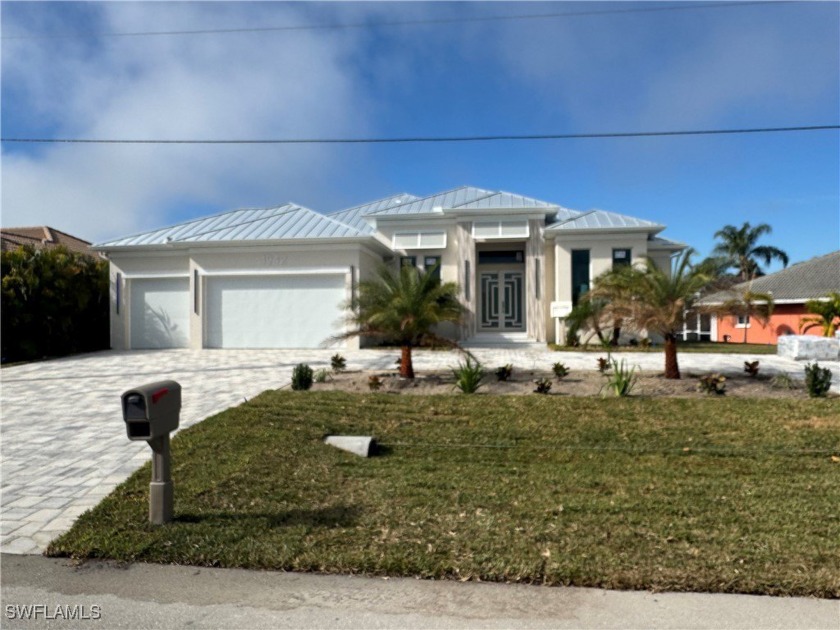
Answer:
[[2, 554, 837, 629]]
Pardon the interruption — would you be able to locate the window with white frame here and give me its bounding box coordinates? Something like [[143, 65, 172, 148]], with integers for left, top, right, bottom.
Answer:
[[736, 314, 751, 327], [393, 231, 446, 250], [471, 220, 529, 239]]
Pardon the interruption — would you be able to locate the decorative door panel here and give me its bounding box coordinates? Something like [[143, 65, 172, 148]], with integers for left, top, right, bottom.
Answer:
[[479, 270, 525, 331], [502, 272, 524, 329], [479, 273, 500, 328]]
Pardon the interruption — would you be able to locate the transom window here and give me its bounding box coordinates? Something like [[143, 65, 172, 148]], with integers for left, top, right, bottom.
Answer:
[[393, 231, 447, 250], [477, 250, 524, 265], [472, 220, 529, 239]]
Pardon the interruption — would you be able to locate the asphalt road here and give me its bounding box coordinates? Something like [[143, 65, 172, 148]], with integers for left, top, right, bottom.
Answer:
[[2, 555, 838, 630]]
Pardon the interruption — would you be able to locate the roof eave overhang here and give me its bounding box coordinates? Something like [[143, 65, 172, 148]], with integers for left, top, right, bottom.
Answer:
[[93, 235, 386, 255], [544, 226, 665, 239]]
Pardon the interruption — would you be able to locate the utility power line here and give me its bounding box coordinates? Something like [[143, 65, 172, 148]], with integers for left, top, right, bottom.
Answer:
[[2, 125, 837, 145], [2, 1, 788, 40]]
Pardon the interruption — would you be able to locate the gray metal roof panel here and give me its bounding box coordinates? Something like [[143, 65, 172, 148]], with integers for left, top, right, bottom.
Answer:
[[546, 209, 663, 231], [367, 186, 496, 216], [455, 191, 559, 210], [700, 250, 840, 303], [328, 193, 419, 234], [96, 203, 362, 247]]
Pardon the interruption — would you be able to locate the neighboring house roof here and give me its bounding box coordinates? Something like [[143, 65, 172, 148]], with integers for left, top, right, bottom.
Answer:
[[95, 203, 362, 248], [700, 250, 840, 304], [327, 193, 419, 234], [1, 226, 95, 256], [545, 209, 664, 232]]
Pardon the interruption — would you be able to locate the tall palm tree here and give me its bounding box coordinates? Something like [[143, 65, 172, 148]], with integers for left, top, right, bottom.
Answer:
[[333, 263, 464, 378], [712, 222, 789, 281], [589, 249, 714, 379]]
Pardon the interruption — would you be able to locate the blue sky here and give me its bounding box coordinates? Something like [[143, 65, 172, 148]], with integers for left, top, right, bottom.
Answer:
[[2, 1, 838, 272]]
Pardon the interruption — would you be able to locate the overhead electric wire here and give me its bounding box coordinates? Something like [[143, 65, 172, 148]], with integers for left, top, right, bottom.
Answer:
[[2, 125, 837, 145], [2, 1, 788, 40]]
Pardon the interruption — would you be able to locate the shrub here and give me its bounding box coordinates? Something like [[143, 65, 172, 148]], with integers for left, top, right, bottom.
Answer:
[[697, 374, 726, 395], [494, 364, 513, 382], [552, 362, 570, 380], [314, 368, 329, 383], [597, 357, 610, 373], [804, 363, 832, 398], [453, 357, 484, 394], [291, 364, 314, 391], [331, 353, 347, 373], [368, 375, 383, 391], [744, 360, 760, 377], [533, 378, 552, 394], [770, 373, 798, 390], [600, 359, 638, 397], [639, 338, 652, 349]]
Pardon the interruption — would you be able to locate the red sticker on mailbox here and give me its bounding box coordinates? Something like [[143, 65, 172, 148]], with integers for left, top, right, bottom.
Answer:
[[151, 388, 169, 404]]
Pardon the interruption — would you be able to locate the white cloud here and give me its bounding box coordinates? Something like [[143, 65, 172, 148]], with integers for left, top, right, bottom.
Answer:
[[1, 3, 378, 241]]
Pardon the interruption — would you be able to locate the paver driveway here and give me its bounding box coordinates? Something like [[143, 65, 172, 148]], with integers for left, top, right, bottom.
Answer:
[[1, 346, 832, 555]]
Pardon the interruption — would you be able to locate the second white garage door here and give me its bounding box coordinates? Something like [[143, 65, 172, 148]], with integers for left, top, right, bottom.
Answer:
[[204, 274, 346, 348]]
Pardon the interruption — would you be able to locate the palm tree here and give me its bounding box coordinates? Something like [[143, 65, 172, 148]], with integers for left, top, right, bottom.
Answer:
[[712, 222, 789, 281], [588, 249, 714, 379], [333, 263, 464, 378], [801, 292, 840, 337]]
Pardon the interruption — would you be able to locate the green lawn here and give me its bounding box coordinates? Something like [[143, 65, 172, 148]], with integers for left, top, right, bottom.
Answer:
[[49, 392, 840, 597], [551, 342, 778, 354]]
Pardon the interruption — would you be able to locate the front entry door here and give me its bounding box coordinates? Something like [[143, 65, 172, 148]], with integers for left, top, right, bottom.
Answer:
[[479, 270, 525, 331]]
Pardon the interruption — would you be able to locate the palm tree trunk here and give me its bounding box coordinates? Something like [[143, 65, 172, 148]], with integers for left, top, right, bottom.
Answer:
[[664, 333, 680, 379], [399, 345, 415, 379]]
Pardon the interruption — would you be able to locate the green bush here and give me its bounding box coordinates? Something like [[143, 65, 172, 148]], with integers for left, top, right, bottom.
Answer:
[[494, 364, 513, 382], [330, 353, 347, 373], [697, 374, 727, 395], [744, 361, 760, 377], [770, 373, 798, 390], [291, 364, 314, 391], [600, 359, 638, 397], [453, 357, 484, 394], [314, 368, 329, 383], [368, 375, 383, 391], [1, 244, 109, 362], [552, 362, 570, 380], [804, 363, 832, 398], [533, 378, 552, 394]]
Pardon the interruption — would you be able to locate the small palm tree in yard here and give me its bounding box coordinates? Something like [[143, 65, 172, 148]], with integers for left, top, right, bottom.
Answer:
[[333, 264, 464, 379], [589, 249, 714, 379], [801, 292, 840, 337]]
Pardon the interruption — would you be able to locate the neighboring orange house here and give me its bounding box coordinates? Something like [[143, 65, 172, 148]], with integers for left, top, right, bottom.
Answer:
[[0, 226, 97, 257], [699, 250, 840, 345]]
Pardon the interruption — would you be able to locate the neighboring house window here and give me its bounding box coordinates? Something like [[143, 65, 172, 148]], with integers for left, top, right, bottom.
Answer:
[[400, 256, 416, 268], [571, 250, 590, 306], [612, 248, 631, 268], [424, 256, 441, 281], [736, 315, 751, 327], [115, 272, 121, 314]]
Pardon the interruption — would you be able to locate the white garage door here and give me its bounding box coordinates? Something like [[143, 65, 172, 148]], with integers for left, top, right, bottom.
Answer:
[[205, 274, 346, 348], [130, 277, 190, 349]]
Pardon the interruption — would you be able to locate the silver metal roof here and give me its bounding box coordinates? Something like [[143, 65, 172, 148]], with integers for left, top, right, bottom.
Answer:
[[647, 235, 687, 250], [366, 186, 497, 216], [546, 209, 664, 232], [96, 203, 362, 247], [327, 193, 419, 234], [453, 190, 558, 210]]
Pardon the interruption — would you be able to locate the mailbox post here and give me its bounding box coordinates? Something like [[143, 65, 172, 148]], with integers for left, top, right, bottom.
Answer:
[[121, 380, 181, 525]]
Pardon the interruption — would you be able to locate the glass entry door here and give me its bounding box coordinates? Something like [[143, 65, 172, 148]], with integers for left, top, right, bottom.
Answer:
[[479, 270, 525, 331]]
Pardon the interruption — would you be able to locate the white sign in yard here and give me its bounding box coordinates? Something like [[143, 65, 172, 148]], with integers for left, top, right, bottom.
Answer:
[[550, 301, 573, 318]]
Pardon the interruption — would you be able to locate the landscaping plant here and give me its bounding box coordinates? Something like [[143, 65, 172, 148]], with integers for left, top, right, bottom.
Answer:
[[801, 292, 840, 337], [314, 368, 330, 384], [330, 354, 347, 373], [596, 357, 610, 373], [453, 357, 485, 394], [494, 364, 513, 382], [533, 378, 552, 394], [697, 374, 727, 395], [804, 363, 832, 398], [368, 375, 383, 391], [291, 364, 314, 391], [770, 373, 798, 390], [600, 359, 638, 397], [744, 361, 760, 378], [552, 362, 570, 380]]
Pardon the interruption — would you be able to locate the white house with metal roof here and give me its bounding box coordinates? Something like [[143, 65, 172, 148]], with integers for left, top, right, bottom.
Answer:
[[95, 186, 684, 350]]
